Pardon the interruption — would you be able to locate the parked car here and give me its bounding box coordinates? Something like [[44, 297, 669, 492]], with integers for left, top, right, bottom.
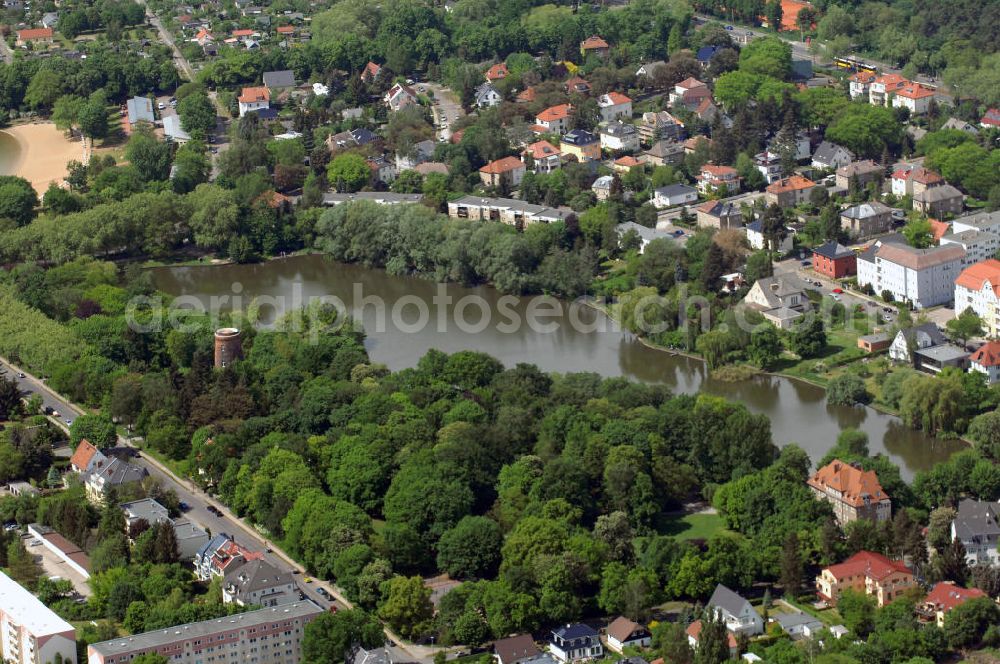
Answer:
[[801, 260, 811, 267], [207, 505, 222, 516], [178, 501, 191, 512], [316, 587, 330, 599], [17, 372, 25, 378], [832, 288, 843, 294]]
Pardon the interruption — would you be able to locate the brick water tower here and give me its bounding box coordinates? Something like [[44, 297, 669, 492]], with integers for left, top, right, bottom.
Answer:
[[214, 328, 243, 368]]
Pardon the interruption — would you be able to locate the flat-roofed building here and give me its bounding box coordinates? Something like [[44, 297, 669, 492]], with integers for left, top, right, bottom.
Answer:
[[0, 570, 77, 664]]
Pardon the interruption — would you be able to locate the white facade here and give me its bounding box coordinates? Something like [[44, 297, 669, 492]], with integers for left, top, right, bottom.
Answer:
[[0, 571, 77, 664], [857, 245, 965, 309], [940, 230, 1000, 266], [599, 123, 639, 152], [597, 93, 632, 123], [652, 185, 697, 208], [955, 282, 1000, 339], [970, 356, 1000, 384]]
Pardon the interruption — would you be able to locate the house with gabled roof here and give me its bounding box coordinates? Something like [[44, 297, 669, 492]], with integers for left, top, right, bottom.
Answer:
[[811, 141, 855, 170], [969, 341, 1000, 384], [523, 140, 561, 174], [809, 459, 891, 525], [361, 61, 381, 84], [914, 184, 964, 218], [598, 92, 632, 123], [849, 70, 876, 100], [695, 199, 742, 230], [686, 620, 737, 656], [981, 108, 1000, 130], [917, 582, 987, 627], [891, 166, 944, 197], [669, 78, 711, 110], [238, 86, 270, 117], [812, 240, 856, 279], [743, 274, 808, 329], [384, 83, 418, 112], [564, 76, 591, 95], [70, 439, 107, 474], [815, 551, 914, 607], [485, 62, 508, 82], [223, 558, 297, 607], [708, 585, 764, 635], [605, 616, 651, 653], [892, 84, 936, 115], [549, 623, 602, 662], [479, 156, 526, 189], [840, 200, 893, 239], [696, 163, 740, 194], [495, 634, 544, 664], [580, 35, 610, 59], [84, 458, 148, 505], [535, 104, 573, 135], [951, 498, 1000, 566], [869, 73, 909, 106], [475, 82, 502, 108]]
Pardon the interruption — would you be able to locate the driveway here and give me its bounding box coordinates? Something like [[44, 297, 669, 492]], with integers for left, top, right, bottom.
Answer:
[[25, 535, 91, 597], [420, 82, 465, 141]]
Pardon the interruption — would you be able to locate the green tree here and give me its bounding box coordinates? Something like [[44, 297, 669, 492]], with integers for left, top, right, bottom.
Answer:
[[79, 99, 110, 140], [944, 596, 1000, 649], [780, 531, 803, 597], [946, 308, 984, 345], [302, 609, 383, 664], [327, 153, 371, 193], [69, 414, 116, 448], [0, 176, 39, 227], [378, 575, 433, 639], [789, 318, 826, 358], [827, 373, 870, 406], [125, 126, 173, 182], [902, 217, 933, 248], [838, 588, 876, 637], [172, 141, 212, 194], [51, 95, 85, 132], [436, 516, 503, 580], [694, 611, 731, 664], [747, 327, 783, 370], [24, 69, 63, 110], [177, 93, 217, 140]]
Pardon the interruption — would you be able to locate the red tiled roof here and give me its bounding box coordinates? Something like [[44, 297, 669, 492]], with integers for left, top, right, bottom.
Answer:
[[809, 460, 889, 507], [525, 140, 560, 160], [450, 129, 465, 144], [930, 219, 950, 242], [517, 86, 537, 103], [923, 582, 986, 613], [767, 175, 815, 193], [276, 25, 294, 33], [565, 75, 590, 92], [875, 73, 909, 91], [614, 155, 640, 168], [676, 77, 707, 90], [70, 439, 99, 471], [701, 164, 737, 177], [486, 63, 508, 80], [232, 29, 254, 37], [824, 551, 912, 582], [581, 35, 609, 50], [362, 61, 381, 80], [685, 620, 737, 648], [970, 341, 1000, 368], [982, 108, 1000, 127], [480, 156, 525, 174], [897, 84, 935, 100], [17, 27, 53, 40], [956, 259, 1000, 298], [239, 86, 270, 103], [536, 103, 573, 123], [602, 91, 631, 105], [850, 71, 876, 84]]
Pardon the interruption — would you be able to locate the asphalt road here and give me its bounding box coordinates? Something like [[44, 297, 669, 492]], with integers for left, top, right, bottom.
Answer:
[[421, 82, 465, 142]]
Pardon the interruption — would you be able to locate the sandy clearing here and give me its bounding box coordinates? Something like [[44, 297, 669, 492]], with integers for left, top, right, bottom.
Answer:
[[0, 122, 87, 194]]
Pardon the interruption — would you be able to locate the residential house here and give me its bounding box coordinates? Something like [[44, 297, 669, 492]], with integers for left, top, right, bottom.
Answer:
[[774, 613, 824, 640], [742, 274, 808, 329], [40, 12, 59, 28], [669, 78, 711, 110], [87, 601, 323, 664], [84, 458, 148, 505], [163, 115, 191, 143], [238, 86, 270, 117], [745, 219, 793, 253], [890, 166, 944, 197], [849, 70, 876, 100], [70, 439, 107, 474], [765, 175, 816, 208], [951, 499, 1000, 566], [360, 61, 381, 84], [811, 141, 856, 170], [815, 551, 915, 607], [495, 635, 553, 664], [653, 184, 698, 209], [683, 136, 711, 155], [516, 86, 538, 104], [685, 621, 737, 657], [637, 111, 685, 144], [869, 73, 909, 106], [475, 83, 502, 108], [858, 332, 892, 354], [549, 623, 602, 663], [125, 96, 155, 132], [600, 122, 639, 152], [708, 585, 764, 636], [613, 156, 642, 173], [598, 92, 632, 123], [580, 35, 610, 59], [535, 104, 574, 135], [857, 242, 965, 308], [892, 84, 936, 115], [695, 45, 719, 68], [940, 229, 1000, 265], [223, 558, 297, 607], [696, 164, 740, 194], [564, 76, 591, 95], [15, 27, 53, 47], [893, 328, 967, 374], [120, 498, 209, 560], [812, 241, 856, 279], [887, 323, 948, 364], [479, 156, 526, 189], [917, 583, 987, 628], [913, 184, 964, 218], [641, 140, 685, 167], [194, 535, 263, 581], [366, 155, 396, 184], [635, 61, 667, 79], [262, 70, 296, 91], [969, 341, 1000, 385], [395, 139, 436, 171], [560, 129, 601, 163], [276, 25, 295, 38], [981, 108, 1000, 130], [809, 459, 892, 525], [694, 98, 726, 125], [754, 150, 783, 184], [605, 617, 651, 654], [485, 62, 508, 82], [384, 84, 418, 112], [952, 247, 1000, 322], [695, 200, 742, 230], [941, 117, 979, 134], [773, 132, 812, 161], [0, 571, 77, 664], [840, 201, 893, 239], [524, 140, 561, 174], [616, 222, 675, 254], [448, 196, 574, 227], [835, 160, 884, 190]]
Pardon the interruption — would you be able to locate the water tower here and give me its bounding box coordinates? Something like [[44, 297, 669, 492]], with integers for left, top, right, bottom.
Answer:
[[213, 328, 243, 368]]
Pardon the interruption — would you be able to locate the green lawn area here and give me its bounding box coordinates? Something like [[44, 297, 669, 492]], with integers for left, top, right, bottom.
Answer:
[[660, 512, 729, 540]]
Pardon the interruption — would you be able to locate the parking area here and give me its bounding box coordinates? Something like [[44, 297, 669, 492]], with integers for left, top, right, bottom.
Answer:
[[24, 534, 92, 597], [774, 257, 898, 325], [420, 82, 465, 141]]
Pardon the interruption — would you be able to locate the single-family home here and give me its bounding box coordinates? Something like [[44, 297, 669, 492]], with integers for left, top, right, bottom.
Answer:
[[745, 219, 793, 253], [765, 175, 816, 208], [163, 115, 191, 143], [535, 104, 574, 135], [708, 585, 764, 636], [669, 78, 711, 110], [70, 439, 107, 474], [940, 229, 1000, 265], [580, 35, 610, 59], [516, 86, 538, 104], [598, 92, 632, 123], [754, 151, 783, 184], [479, 156, 527, 189], [848, 70, 876, 100], [951, 498, 1000, 566], [836, 160, 884, 190], [395, 139, 436, 171], [891, 166, 944, 197], [238, 86, 270, 117], [40, 12, 59, 29], [475, 83, 502, 108], [685, 621, 737, 657], [495, 635, 544, 664], [276, 25, 295, 38], [892, 84, 936, 115], [485, 62, 508, 82], [695, 45, 720, 68], [812, 241, 856, 279], [869, 73, 909, 106], [857, 242, 965, 308], [84, 458, 148, 505], [600, 121, 639, 152], [808, 459, 892, 525], [913, 184, 964, 218], [194, 535, 263, 581], [694, 98, 727, 126], [637, 111, 685, 144], [811, 141, 856, 170], [560, 129, 601, 163], [564, 76, 591, 95], [774, 613, 824, 640], [605, 617, 651, 654], [696, 200, 742, 230], [592, 175, 614, 201], [360, 61, 381, 84], [815, 551, 915, 607], [981, 108, 1000, 130], [641, 140, 685, 167], [384, 84, 418, 112], [223, 558, 297, 607], [941, 117, 979, 134], [969, 341, 1000, 385], [613, 156, 642, 173], [840, 201, 894, 239], [262, 70, 296, 91], [120, 498, 209, 560], [742, 274, 808, 329], [367, 155, 397, 184], [15, 27, 53, 47], [125, 96, 155, 132], [696, 164, 740, 194], [887, 323, 947, 366], [635, 61, 667, 79], [523, 140, 562, 174], [653, 184, 698, 209], [549, 623, 602, 662], [892, 326, 968, 374], [616, 222, 675, 254], [917, 583, 987, 628]]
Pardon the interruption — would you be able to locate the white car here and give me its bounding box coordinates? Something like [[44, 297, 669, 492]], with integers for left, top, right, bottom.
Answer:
[[157, 102, 166, 110]]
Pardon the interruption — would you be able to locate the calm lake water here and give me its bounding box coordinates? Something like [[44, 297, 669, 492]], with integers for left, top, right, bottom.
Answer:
[[151, 254, 965, 478]]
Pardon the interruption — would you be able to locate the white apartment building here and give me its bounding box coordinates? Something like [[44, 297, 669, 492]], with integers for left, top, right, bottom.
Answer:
[[940, 230, 1000, 266], [954, 259, 1000, 338], [857, 241, 965, 308], [0, 571, 77, 664]]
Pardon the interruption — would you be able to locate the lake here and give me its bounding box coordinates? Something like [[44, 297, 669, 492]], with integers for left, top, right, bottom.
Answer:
[[151, 254, 965, 478]]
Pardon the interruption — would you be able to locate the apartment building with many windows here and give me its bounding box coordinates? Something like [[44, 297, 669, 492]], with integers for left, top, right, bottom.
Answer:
[[0, 571, 77, 664]]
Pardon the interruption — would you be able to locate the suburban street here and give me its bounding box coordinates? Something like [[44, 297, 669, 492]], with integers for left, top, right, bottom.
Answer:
[[0, 356, 435, 663], [0, 35, 13, 64], [421, 81, 465, 141]]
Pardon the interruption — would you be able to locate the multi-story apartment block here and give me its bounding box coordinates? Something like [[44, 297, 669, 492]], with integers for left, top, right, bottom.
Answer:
[[0, 571, 77, 664], [815, 551, 914, 607], [447, 196, 574, 227], [857, 241, 965, 308], [808, 460, 891, 525]]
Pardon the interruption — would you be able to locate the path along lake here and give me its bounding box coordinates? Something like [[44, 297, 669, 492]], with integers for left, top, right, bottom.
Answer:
[[152, 254, 965, 479]]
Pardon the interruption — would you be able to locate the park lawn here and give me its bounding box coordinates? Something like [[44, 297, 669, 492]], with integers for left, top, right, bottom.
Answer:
[[660, 512, 730, 540], [777, 313, 875, 386]]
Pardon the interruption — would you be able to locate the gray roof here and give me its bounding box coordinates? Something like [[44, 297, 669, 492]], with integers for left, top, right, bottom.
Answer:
[[898, 322, 947, 348], [953, 210, 1000, 232], [914, 184, 963, 203], [708, 584, 753, 618], [616, 222, 674, 245], [352, 647, 393, 664], [915, 344, 969, 363], [593, 175, 613, 191], [41, 11, 58, 26], [813, 240, 853, 259], [940, 229, 997, 247], [322, 192, 422, 205], [88, 457, 147, 488], [655, 183, 697, 198], [495, 634, 541, 664], [552, 623, 598, 640], [450, 195, 575, 221], [602, 121, 636, 136], [859, 332, 890, 344], [775, 612, 823, 630], [841, 201, 891, 219], [121, 498, 170, 525], [766, 306, 805, 321], [812, 141, 854, 166], [941, 118, 978, 134], [858, 233, 905, 262], [90, 601, 324, 656], [163, 115, 191, 141], [645, 140, 684, 158], [953, 499, 1000, 541], [126, 96, 155, 125], [475, 82, 499, 103], [562, 129, 597, 146], [263, 70, 296, 89], [224, 558, 293, 595], [172, 519, 208, 543]]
